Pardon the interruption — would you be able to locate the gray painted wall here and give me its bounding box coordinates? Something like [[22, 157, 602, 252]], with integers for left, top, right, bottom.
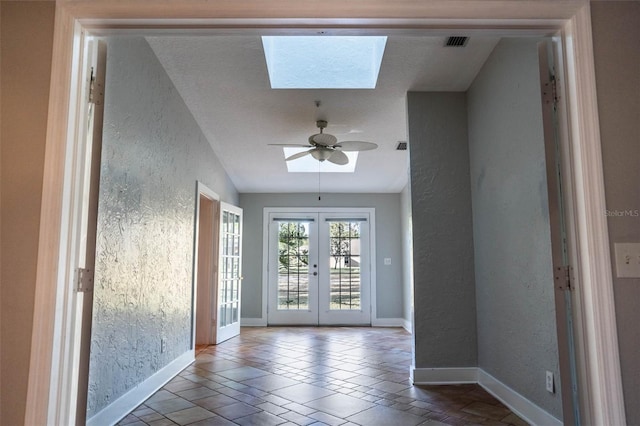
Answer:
[[407, 92, 478, 367], [400, 182, 414, 326], [467, 38, 561, 418], [239, 193, 404, 320], [87, 37, 238, 418], [592, 3, 640, 422]]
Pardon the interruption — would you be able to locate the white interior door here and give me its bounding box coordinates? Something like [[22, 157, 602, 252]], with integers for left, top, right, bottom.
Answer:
[[77, 37, 107, 425], [267, 209, 371, 325], [216, 202, 243, 343]]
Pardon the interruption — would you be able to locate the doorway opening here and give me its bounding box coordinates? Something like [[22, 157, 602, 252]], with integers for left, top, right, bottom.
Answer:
[[194, 184, 221, 348], [28, 6, 624, 426]]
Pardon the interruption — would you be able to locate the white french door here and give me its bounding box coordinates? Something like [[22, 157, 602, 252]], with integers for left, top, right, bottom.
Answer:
[[267, 209, 372, 325], [216, 202, 243, 343]]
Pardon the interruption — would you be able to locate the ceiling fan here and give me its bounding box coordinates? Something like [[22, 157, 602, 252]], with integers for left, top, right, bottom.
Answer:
[[270, 120, 378, 165]]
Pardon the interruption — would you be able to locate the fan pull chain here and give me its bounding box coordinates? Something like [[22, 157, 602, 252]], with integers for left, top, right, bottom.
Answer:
[[318, 160, 321, 201]]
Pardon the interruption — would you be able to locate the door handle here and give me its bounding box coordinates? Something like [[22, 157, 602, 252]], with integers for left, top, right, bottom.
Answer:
[[313, 272, 318, 276]]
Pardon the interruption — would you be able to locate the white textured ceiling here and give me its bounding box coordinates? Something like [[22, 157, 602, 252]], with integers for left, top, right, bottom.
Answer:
[[147, 35, 499, 193]]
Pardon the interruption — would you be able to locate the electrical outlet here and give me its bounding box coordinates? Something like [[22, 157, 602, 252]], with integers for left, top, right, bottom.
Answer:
[[161, 338, 167, 354], [546, 371, 554, 393], [614, 243, 640, 278]]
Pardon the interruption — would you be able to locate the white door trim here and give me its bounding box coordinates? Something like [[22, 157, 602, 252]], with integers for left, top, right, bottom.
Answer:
[[263, 207, 376, 326], [27, 3, 625, 426]]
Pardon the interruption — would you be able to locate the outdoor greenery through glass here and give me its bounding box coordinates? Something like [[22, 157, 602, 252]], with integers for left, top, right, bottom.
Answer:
[[328, 221, 361, 310], [277, 220, 362, 311], [277, 222, 310, 310]]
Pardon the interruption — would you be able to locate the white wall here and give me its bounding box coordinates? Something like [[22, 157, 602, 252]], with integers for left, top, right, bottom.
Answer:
[[239, 192, 404, 322], [407, 92, 478, 367], [400, 182, 413, 329], [467, 38, 561, 418]]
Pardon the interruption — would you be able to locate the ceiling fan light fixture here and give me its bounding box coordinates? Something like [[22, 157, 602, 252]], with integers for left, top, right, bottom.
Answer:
[[310, 148, 334, 162]]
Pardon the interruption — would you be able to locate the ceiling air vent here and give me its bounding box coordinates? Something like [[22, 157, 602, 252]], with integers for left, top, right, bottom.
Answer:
[[445, 36, 469, 47], [396, 141, 408, 151]]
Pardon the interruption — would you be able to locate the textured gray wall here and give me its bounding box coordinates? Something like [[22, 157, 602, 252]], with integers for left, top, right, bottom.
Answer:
[[592, 3, 640, 422], [400, 182, 414, 326], [467, 38, 561, 418], [407, 92, 477, 367], [87, 37, 238, 418], [238, 193, 404, 320]]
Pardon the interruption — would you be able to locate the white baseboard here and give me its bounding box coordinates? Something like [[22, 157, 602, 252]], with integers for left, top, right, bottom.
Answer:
[[241, 317, 267, 326], [411, 367, 562, 426], [87, 350, 194, 426], [241, 317, 409, 328], [478, 370, 562, 426], [372, 318, 405, 327], [402, 318, 412, 333], [411, 367, 478, 384]]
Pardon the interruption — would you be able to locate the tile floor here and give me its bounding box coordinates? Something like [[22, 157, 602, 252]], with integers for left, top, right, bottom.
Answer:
[[118, 327, 528, 426]]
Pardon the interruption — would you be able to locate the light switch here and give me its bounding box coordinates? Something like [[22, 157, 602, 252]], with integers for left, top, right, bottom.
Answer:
[[384, 258, 392, 265], [614, 243, 640, 278]]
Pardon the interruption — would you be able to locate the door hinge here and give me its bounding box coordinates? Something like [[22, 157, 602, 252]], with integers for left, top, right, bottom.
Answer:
[[542, 75, 559, 108], [555, 265, 572, 291], [76, 267, 94, 292], [88, 67, 104, 105]]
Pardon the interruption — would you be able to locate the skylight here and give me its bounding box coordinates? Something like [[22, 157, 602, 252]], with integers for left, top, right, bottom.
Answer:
[[261, 36, 387, 89], [283, 148, 358, 173]]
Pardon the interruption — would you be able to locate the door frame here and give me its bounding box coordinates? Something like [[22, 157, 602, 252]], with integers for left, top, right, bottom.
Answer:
[[192, 182, 221, 347], [27, 2, 625, 426], [264, 208, 375, 326]]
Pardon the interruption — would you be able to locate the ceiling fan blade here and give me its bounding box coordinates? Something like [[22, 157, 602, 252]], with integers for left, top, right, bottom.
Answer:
[[335, 141, 378, 152], [268, 143, 313, 147], [285, 150, 312, 161], [326, 150, 349, 165], [310, 133, 338, 146]]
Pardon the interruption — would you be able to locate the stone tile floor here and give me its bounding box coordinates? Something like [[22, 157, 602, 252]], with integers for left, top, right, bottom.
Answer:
[[118, 327, 528, 426]]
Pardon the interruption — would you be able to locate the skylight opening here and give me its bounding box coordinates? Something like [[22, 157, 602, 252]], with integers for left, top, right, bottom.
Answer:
[[262, 36, 387, 89], [283, 148, 358, 173]]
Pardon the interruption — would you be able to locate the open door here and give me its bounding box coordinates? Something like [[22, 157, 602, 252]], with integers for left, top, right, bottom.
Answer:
[[194, 185, 220, 347], [75, 37, 107, 426], [538, 39, 580, 426], [216, 202, 243, 343]]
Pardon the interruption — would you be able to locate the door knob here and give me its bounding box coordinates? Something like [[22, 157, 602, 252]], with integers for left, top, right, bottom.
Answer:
[[313, 272, 318, 276]]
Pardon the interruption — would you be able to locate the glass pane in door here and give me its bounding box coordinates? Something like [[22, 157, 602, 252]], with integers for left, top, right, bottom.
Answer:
[[328, 221, 361, 310], [277, 221, 311, 310], [220, 210, 241, 327]]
